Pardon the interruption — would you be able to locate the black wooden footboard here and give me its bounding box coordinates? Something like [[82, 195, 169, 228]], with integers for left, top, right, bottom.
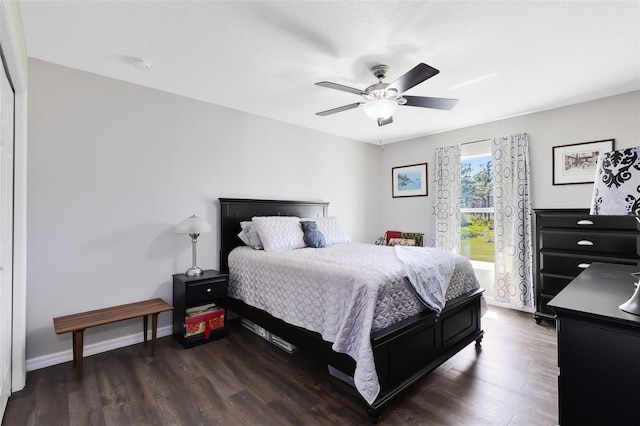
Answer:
[[227, 288, 484, 422], [368, 289, 484, 414]]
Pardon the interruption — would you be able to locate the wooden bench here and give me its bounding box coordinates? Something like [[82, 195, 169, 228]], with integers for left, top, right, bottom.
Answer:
[[53, 298, 174, 381]]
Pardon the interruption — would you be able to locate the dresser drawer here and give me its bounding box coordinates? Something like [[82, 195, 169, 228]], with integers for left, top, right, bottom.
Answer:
[[540, 252, 594, 277], [540, 252, 640, 277], [186, 278, 228, 305], [538, 213, 640, 231], [540, 230, 639, 257], [538, 294, 559, 317], [537, 274, 573, 298]]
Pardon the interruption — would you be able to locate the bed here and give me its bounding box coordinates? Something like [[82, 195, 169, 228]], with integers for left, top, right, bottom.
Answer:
[[219, 198, 485, 422]]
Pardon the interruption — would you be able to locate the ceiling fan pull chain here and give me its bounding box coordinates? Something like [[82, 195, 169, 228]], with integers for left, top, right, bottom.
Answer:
[[379, 126, 384, 151]]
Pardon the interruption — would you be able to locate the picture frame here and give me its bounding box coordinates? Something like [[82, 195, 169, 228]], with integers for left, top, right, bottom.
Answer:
[[552, 139, 614, 185], [392, 162, 428, 197]]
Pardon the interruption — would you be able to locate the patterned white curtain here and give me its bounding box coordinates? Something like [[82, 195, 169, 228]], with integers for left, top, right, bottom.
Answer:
[[492, 133, 533, 309], [433, 145, 461, 252]]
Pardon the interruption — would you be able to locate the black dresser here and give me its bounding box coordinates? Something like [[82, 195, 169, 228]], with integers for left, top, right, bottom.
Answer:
[[533, 209, 640, 323], [548, 263, 640, 426]]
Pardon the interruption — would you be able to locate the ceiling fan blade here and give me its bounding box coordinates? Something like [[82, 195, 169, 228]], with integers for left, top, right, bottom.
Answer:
[[377, 116, 393, 127], [403, 96, 459, 110], [388, 63, 440, 94], [315, 102, 361, 116], [315, 81, 365, 95]]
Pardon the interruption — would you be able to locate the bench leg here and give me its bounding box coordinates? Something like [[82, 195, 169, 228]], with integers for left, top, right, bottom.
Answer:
[[72, 332, 77, 366], [143, 315, 148, 347], [152, 313, 159, 356], [73, 329, 84, 381]]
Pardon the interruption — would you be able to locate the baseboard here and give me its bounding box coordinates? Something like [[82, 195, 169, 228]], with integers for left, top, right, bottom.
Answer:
[[26, 325, 174, 372]]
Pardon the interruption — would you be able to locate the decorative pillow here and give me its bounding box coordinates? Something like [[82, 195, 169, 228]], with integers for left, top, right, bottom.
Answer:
[[401, 232, 424, 247], [302, 216, 351, 245], [300, 221, 326, 248], [251, 216, 305, 251], [388, 238, 416, 246], [239, 221, 263, 250], [237, 229, 251, 246], [385, 230, 402, 245]]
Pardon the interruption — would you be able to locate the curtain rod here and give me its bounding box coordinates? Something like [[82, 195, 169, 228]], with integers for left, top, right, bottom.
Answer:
[[461, 138, 491, 146]]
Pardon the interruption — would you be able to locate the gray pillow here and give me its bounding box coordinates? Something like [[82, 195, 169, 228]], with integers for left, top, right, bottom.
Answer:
[[300, 221, 326, 248]]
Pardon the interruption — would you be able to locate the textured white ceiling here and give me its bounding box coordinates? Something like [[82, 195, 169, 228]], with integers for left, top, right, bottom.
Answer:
[[18, 1, 640, 144]]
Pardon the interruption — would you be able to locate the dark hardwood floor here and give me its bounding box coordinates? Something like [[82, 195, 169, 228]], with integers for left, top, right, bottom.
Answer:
[[2, 305, 558, 425]]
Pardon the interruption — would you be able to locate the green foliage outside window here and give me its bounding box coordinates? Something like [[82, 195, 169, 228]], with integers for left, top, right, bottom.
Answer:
[[461, 156, 494, 263]]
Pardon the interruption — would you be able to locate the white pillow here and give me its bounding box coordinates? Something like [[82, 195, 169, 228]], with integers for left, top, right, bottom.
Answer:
[[252, 216, 305, 251], [302, 216, 351, 245], [237, 229, 251, 246], [238, 221, 263, 250]]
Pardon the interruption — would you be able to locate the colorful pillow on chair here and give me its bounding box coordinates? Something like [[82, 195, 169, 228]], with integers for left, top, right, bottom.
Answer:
[[388, 238, 416, 246], [385, 231, 402, 245]]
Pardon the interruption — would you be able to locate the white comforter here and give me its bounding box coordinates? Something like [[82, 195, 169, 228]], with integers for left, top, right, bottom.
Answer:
[[228, 242, 483, 405]]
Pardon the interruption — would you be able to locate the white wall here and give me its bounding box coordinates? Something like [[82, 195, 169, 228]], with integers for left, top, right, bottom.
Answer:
[[26, 57, 639, 367], [378, 91, 640, 246], [27, 59, 381, 362]]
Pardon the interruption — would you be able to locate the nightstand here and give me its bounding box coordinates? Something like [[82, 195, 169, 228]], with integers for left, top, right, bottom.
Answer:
[[172, 270, 229, 348]]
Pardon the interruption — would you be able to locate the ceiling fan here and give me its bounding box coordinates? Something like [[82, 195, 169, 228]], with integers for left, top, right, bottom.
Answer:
[[315, 63, 458, 127]]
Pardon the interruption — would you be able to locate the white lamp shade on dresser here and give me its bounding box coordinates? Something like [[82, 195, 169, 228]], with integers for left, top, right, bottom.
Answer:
[[590, 147, 640, 215]]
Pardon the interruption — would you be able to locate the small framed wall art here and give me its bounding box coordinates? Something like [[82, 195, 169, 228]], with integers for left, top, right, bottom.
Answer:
[[392, 162, 428, 197], [552, 139, 614, 185]]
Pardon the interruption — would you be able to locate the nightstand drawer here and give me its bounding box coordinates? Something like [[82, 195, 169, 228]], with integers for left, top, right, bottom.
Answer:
[[173, 270, 229, 349], [186, 279, 228, 305]]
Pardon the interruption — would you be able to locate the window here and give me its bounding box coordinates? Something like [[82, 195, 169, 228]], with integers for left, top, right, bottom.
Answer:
[[460, 142, 494, 263]]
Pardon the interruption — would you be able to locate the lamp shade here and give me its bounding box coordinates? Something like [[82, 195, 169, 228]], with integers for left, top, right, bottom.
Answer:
[[590, 147, 640, 215], [175, 215, 212, 234], [362, 99, 397, 120]]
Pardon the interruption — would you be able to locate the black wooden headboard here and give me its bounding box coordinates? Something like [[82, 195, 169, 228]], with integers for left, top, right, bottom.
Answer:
[[218, 198, 329, 273]]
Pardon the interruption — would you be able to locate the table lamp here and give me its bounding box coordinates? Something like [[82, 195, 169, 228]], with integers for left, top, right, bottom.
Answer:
[[176, 214, 212, 276], [590, 146, 640, 315], [620, 279, 640, 315]]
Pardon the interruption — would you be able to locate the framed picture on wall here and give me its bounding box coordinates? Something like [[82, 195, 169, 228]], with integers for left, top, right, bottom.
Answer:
[[392, 163, 428, 197], [552, 139, 615, 185]]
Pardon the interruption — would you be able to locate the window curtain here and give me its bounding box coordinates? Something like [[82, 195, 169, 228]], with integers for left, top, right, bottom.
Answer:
[[433, 145, 461, 252], [492, 133, 533, 309]]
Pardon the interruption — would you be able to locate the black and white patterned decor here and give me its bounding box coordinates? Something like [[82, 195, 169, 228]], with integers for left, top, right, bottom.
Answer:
[[590, 147, 640, 215]]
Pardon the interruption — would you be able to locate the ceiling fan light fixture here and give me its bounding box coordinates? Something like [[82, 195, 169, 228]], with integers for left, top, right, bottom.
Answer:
[[362, 99, 397, 120]]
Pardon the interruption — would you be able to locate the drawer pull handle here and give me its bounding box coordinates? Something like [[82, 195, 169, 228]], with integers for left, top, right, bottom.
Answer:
[[577, 240, 594, 246], [206, 288, 211, 293], [578, 263, 590, 269], [577, 220, 594, 226]]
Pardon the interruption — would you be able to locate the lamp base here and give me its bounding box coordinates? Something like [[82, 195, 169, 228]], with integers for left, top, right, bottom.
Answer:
[[185, 266, 204, 276], [620, 282, 640, 315]]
